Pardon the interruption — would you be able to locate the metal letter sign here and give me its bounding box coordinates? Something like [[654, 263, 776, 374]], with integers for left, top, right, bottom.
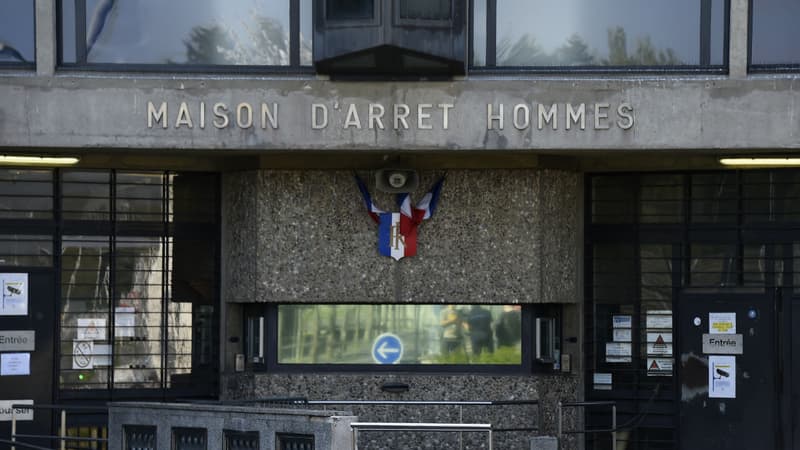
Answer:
[[372, 333, 404, 364]]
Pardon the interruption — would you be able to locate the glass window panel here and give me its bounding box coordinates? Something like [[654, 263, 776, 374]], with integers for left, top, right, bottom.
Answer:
[[639, 175, 684, 224], [327, 0, 373, 20], [491, 0, 725, 67], [640, 245, 673, 310], [170, 173, 218, 224], [0, 234, 53, 267], [471, 0, 487, 66], [61, 0, 292, 65], [62, 170, 111, 221], [0, 169, 53, 219], [116, 172, 164, 221], [774, 171, 800, 222], [691, 173, 738, 223], [690, 244, 737, 287], [795, 243, 800, 294], [592, 176, 636, 224], [278, 304, 521, 365], [399, 0, 450, 20], [593, 243, 636, 302], [751, 0, 800, 65], [114, 237, 165, 389], [60, 236, 111, 390], [742, 244, 767, 287], [0, 0, 35, 63]]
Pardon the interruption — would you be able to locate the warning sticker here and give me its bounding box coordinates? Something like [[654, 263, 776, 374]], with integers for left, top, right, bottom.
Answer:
[[72, 341, 94, 370], [647, 358, 673, 376], [709, 355, 736, 398], [647, 334, 673, 356], [76, 318, 106, 341]]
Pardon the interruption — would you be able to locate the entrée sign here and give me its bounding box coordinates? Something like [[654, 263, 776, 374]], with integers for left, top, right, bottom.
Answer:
[[146, 101, 635, 132]]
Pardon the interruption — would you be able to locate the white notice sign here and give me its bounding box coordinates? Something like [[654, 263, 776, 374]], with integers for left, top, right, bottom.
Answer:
[[0, 399, 33, 421], [709, 355, 736, 398], [646, 311, 672, 329], [0, 353, 30, 376], [606, 342, 632, 363], [612, 315, 632, 328], [0, 273, 28, 316], [613, 329, 632, 342], [709, 312, 736, 334], [114, 307, 135, 337], [77, 318, 107, 340]]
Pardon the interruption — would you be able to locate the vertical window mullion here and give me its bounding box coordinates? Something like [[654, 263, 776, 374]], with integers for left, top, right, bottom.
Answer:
[[700, 0, 712, 66], [161, 172, 169, 393], [109, 170, 116, 392], [485, 0, 496, 67], [290, 0, 301, 67], [74, 0, 87, 64]]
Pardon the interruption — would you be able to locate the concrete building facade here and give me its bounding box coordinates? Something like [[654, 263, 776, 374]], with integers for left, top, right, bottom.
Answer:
[[1, 0, 799, 449]]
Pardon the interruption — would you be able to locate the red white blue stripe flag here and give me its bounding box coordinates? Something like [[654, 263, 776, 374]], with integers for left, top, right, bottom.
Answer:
[[355, 175, 445, 260]]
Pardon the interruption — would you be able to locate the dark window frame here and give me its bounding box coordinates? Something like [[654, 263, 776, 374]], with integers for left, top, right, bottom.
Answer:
[[469, 0, 730, 74], [242, 303, 552, 375], [56, 0, 314, 73]]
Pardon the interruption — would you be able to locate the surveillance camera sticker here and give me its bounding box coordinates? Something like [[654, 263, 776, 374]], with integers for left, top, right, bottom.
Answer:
[[709, 355, 736, 398], [0, 273, 28, 316]]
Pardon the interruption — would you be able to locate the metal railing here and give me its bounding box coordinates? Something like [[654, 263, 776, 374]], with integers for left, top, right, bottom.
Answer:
[[557, 400, 617, 450], [10, 403, 108, 450]]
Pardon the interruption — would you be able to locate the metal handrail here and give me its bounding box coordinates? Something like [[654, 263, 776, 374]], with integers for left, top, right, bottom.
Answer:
[[10, 403, 108, 450], [350, 421, 493, 450], [557, 400, 617, 450], [305, 399, 539, 432]]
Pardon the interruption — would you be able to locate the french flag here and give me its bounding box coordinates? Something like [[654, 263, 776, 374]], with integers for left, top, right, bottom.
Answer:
[[356, 175, 445, 260]]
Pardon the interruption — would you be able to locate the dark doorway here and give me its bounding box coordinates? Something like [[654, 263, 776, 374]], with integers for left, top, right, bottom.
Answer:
[[678, 292, 779, 450], [0, 270, 55, 447]]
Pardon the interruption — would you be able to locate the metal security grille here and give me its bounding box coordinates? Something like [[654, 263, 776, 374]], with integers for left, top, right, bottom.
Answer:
[[276, 433, 314, 450], [585, 170, 800, 450], [172, 427, 208, 450], [124, 425, 157, 450], [0, 168, 220, 401], [57, 171, 220, 397], [225, 430, 260, 450]]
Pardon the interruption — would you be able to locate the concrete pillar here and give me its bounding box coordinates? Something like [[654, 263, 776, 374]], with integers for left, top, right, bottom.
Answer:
[[729, 0, 749, 79], [35, 0, 57, 76]]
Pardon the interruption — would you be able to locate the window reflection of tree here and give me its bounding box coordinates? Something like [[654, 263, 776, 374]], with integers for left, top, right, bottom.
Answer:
[[496, 27, 682, 67]]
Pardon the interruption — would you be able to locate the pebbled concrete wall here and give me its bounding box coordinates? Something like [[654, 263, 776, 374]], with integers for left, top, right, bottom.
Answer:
[[222, 169, 580, 305], [222, 372, 581, 450]]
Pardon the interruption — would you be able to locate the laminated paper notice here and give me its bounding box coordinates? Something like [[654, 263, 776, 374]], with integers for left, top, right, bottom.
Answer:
[[0, 273, 28, 316], [77, 318, 107, 341], [606, 342, 632, 363], [709, 355, 736, 398], [709, 312, 736, 334], [0, 353, 30, 376], [114, 307, 135, 338]]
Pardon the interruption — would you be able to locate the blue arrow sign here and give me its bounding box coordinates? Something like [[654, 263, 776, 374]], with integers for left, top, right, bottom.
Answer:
[[372, 333, 403, 364]]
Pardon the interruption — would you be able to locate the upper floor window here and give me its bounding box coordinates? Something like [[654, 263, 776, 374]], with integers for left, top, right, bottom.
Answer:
[[59, 0, 312, 69], [750, 0, 800, 68], [472, 0, 727, 70], [0, 0, 35, 66]]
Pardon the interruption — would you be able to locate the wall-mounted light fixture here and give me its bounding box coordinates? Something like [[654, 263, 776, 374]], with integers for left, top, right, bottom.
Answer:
[[0, 155, 79, 166], [719, 157, 800, 167]]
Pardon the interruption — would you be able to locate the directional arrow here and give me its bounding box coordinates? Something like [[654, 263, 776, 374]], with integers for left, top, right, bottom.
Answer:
[[378, 341, 401, 359]]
